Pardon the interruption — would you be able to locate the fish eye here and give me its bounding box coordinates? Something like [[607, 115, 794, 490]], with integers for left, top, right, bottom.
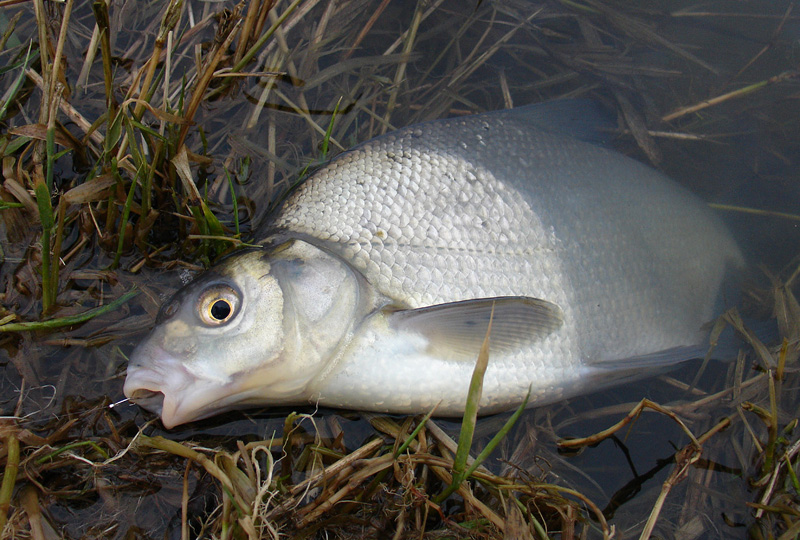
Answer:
[[210, 299, 231, 320], [197, 285, 240, 326]]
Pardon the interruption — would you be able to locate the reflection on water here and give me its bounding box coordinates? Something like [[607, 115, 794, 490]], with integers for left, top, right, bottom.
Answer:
[[0, 0, 798, 538]]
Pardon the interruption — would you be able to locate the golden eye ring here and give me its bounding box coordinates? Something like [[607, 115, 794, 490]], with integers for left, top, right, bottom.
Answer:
[[197, 285, 240, 326]]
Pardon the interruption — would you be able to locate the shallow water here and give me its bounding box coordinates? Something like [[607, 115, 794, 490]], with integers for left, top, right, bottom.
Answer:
[[0, 0, 798, 538]]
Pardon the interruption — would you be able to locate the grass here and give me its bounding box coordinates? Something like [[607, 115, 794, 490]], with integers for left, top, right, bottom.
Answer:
[[0, 289, 138, 332], [0, 0, 798, 538]]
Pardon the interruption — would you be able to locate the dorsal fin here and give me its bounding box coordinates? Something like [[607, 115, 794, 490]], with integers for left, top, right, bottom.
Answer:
[[486, 99, 614, 145]]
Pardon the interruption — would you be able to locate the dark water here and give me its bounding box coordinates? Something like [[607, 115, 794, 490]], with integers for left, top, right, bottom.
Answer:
[[0, 0, 798, 538]]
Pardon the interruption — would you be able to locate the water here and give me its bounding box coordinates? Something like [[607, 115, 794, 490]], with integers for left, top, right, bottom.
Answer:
[[0, 0, 798, 538]]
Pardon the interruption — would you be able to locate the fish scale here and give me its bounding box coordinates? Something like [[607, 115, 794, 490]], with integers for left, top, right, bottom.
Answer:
[[273, 145, 563, 309], [124, 102, 744, 427]]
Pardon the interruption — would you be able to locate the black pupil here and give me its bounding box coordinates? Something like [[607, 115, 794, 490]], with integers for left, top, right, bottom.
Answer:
[[210, 299, 231, 321]]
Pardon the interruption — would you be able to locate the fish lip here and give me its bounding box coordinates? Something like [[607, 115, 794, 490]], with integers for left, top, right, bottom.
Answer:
[[124, 344, 230, 429], [124, 347, 182, 428]]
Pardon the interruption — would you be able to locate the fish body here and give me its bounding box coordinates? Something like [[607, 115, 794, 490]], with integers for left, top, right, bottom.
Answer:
[[124, 102, 744, 428]]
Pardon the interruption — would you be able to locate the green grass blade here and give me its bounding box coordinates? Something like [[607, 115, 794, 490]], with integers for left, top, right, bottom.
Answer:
[[0, 42, 36, 121], [45, 105, 56, 192], [225, 168, 240, 238], [90, 1, 114, 112], [112, 167, 140, 269], [463, 388, 531, 479], [321, 97, 342, 160], [394, 407, 436, 458], [201, 200, 225, 238], [434, 303, 495, 503], [189, 206, 209, 262], [200, 201, 226, 257], [3, 134, 31, 155], [140, 141, 162, 222], [129, 117, 167, 140], [36, 440, 110, 464], [0, 289, 138, 332], [0, 434, 19, 532], [105, 109, 124, 155]]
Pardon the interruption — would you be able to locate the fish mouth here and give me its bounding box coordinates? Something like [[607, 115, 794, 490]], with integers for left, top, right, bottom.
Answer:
[[124, 344, 240, 429], [124, 352, 192, 429], [125, 387, 166, 416]]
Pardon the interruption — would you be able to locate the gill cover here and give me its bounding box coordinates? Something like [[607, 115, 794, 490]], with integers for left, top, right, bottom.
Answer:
[[123, 240, 366, 428]]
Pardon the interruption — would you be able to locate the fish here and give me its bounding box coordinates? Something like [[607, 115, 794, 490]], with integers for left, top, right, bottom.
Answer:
[[124, 101, 745, 429]]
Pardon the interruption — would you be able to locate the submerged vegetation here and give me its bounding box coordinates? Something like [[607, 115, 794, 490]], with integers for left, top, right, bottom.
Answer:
[[0, 0, 798, 538]]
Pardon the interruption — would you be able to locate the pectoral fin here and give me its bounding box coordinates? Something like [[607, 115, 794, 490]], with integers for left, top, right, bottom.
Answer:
[[388, 296, 563, 361]]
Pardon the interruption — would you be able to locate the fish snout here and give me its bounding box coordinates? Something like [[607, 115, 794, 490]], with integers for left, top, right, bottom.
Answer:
[[123, 343, 201, 428], [123, 366, 165, 417]]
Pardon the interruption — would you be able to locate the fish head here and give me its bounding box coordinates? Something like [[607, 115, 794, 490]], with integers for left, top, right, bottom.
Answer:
[[124, 240, 366, 428]]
